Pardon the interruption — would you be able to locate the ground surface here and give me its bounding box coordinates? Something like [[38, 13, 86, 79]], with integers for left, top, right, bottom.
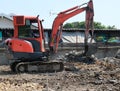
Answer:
[[0, 57, 120, 91]]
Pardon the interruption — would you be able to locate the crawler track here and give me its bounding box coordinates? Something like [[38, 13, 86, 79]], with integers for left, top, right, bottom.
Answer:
[[10, 61, 64, 73]]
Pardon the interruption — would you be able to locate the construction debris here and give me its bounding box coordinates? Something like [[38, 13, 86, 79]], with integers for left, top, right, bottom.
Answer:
[[0, 56, 119, 91]]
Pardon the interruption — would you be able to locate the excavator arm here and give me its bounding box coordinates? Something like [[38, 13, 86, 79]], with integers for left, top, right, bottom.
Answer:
[[49, 0, 94, 53], [84, 0, 94, 55]]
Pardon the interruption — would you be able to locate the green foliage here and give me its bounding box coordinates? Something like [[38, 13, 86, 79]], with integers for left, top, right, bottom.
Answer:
[[63, 21, 117, 29], [63, 21, 85, 29], [106, 25, 116, 29], [94, 22, 106, 29]]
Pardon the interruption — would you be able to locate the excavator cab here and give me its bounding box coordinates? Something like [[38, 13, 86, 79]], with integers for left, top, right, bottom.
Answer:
[[13, 16, 45, 52]]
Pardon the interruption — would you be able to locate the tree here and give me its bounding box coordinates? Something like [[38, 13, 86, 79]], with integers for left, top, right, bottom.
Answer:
[[63, 21, 117, 29], [63, 21, 85, 29]]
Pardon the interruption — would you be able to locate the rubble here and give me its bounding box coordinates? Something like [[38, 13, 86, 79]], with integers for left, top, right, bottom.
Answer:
[[0, 56, 119, 91]]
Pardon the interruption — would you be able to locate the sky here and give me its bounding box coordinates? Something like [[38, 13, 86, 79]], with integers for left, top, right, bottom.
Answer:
[[0, 0, 120, 29]]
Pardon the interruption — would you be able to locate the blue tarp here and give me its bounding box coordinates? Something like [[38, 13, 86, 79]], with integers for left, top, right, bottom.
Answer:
[[0, 31, 2, 40]]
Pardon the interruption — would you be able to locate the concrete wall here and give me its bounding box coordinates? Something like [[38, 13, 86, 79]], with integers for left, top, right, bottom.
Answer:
[[0, 48, 9, 65], [0, 46, 119, 65], [94, 48, 119, 59]]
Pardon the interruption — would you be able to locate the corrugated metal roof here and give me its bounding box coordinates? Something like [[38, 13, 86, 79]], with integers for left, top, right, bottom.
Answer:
[[0, 28, 120, 33], [0, 13, 13, 21]]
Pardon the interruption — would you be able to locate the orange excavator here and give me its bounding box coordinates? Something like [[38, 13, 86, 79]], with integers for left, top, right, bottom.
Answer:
[[5, 0, 94, 72]]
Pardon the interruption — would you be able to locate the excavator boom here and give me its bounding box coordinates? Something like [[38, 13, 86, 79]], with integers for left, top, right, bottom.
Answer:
[[49, 0, 94, 53]]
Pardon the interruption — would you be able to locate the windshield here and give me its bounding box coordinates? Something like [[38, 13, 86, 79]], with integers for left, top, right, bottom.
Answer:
[[18, 19, 40, 38]]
